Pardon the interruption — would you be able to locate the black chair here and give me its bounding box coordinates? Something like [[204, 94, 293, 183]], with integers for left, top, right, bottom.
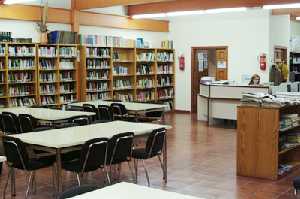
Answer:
[[107, 132, 134, 181], [2, 136, 55, 199], [65, 105, 84, 112], [1, 112, 21, 134], [110, 103, 135, 121], [83, 104, 99, 121], [138, 109, 165, 123], [98, 105, 113, 122], [132, 128, 166, 186], [294, 176, 300, 195], [62, 138, 110, 185], [72, 117, 90, 126], [58, 185, 98, 199], [18, 114, 52, 133]]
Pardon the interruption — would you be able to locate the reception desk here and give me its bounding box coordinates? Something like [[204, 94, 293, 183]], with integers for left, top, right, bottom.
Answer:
[[197, 83, 269, 124]]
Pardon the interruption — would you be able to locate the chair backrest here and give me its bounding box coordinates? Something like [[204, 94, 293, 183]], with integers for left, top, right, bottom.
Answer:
[[58, 185, 98, 199], [2, 136, 29, 170], [80, 138, 109, 172], [83, 104, 99, 120], [19, 114, 34, 133], [110, 103, 127, 116], [107, 132, 134, 165], [2, 112, 21, 134], [65, 105, 84, 111], [98, 105, 113, 121], [145, 128, 166, 158]]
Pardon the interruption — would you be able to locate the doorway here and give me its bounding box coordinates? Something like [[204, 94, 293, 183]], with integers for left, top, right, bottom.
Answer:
[[191, 46, 228, 113]]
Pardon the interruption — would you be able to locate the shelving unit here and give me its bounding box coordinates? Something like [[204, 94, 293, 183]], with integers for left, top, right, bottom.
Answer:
[[7, 43, 37, 107], [237, 105, 300, 180], [290, 52, 300, 82], [0, 43, 7, 108]]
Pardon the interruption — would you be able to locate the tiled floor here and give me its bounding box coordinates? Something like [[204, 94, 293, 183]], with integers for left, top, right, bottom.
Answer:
[[0, 113, 298, 199]]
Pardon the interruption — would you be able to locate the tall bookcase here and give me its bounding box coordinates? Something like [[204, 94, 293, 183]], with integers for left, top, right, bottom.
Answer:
[[80, 47, 175, 108], [0, 43, 7, 108]]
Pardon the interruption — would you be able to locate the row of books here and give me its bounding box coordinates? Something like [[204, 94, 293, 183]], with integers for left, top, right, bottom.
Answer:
[[8, 72, 34, 83], [136, 53, 155, 62], [8, 59, 35, 69], [9, 98, 36, 107], [40, 73, 56, 82], [137, 79, 154, 88], [87, 60, 110, 69], [48, 31, 77, 44], [60, 72, 74, 81], [0, 73, 4, 83], [39, 47, 57, 57], [86, 48, 110, 58], [40, 85, 55, 94], [59, 47, 77, 58], [0, 60, 5, 69], [87, 82, 109, 92], [136, 38, 150, 49], [157, 76, 173, 87], [0, 32, 12, 42], [60, 95, 76, 104], [9, 85, 34, 96], [87, 71, 109, 80], [157, 52, 174, 62], [114, 79, 132, 89], [136, 91, 155, 102], [113, 66, 129, 75], [161, 40, 174, 49], [0, 45, 5, 56], [87, 92, 110, 101], [79, 34, 135, 48], [41, 96, 55, 105], [60, 83, 74, 93], [157, 88, 174, 99], [157, 64, 173, 74], [8, 46, 35, 57], [60, 60, 74, 69], [136, 64, 153, 75], [113, 93, 133, 102], [40, 60, 55, 70]]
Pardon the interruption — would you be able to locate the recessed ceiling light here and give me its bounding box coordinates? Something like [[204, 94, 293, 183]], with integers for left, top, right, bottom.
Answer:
[[4, 0, 36, 5], [263, 3, 300, 9], [296, 17, 300, 21]]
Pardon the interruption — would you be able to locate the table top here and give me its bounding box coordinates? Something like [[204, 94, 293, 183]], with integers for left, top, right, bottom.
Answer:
[[12, 121, 171, 148], [0, 107, 95, 121], [71, 100, 169, 112], [69, 182, 203, 199]]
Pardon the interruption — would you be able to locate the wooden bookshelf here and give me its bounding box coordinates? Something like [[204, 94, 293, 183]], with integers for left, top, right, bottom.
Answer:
[[237, 105, 300, 180]]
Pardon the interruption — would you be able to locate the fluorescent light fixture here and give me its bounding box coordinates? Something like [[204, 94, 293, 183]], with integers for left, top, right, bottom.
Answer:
[[4, 0, 36, 4], [263, 3, 300, 9], [132, 13, 166, 19], [297, 17, 300, 21], [132, 7, 248, 19]]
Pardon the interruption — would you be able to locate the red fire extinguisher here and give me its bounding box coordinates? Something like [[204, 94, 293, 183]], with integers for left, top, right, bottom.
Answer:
[[259, 53, 267, 71], [179, 55, 185, 71]]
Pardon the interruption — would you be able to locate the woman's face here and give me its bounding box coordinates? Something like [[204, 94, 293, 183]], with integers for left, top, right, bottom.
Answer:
[[253, 77, 260, 84]]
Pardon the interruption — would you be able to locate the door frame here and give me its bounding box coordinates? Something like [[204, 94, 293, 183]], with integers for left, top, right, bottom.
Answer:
[[191, 46, 228, 113]]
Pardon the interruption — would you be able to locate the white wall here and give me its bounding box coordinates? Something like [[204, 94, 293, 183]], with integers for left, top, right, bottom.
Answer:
[[291, 20, 300, 37], [80, 26, 168, 48], [269, 15, 290, 67], [168, 9, 271, 111]]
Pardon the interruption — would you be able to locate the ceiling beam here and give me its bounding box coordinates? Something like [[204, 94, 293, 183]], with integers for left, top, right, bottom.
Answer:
[[272, 8, 300, 17], [128, 0, 300, 15], [74, 0, 175, 10]]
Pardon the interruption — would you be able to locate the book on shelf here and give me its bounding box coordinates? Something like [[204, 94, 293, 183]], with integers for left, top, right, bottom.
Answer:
[[8, 59, 35, 70], [9, 97, 36, 107], [137, 78, 154, 88], [60, 94, 76, 104], [136, 64, 153, 75], [87, 82, 109, 92], [40, 84, 55, 95], [113, 65, 129, 75], [86, 47, 110, 58], [0, 60, 5, 69], [9, 85, 34, 96], [157, 76, 173, 87], [8, 72, 34, 83], [40, 73, 56, 83], [157, 52, 174, 62], [60, 59, 75, 70], [8, 46, 35, 57], [41, 96, 55, 105], [114, 79, 132, 89], [87, 71, 109, 80], [136, 90, 155, 102], [40, 59, 55, 70], [157, 64, 173, 74], [114, 93, 133, 102], [60, 83, 74, 93], [0, 45, 5, 56], [0, 72, 4, 83], [137, 52, 155, 62], [161, 40, 173, 49], [136, 38, 150, 48], [48, 31, 78, 44], [60, 71, 74, 81], [12, 38, 32, 43], [79, 34, 135, 48], [87, 60, 110, 69], [157, 88, 174, 100], [39, 46, 57, 57], [0, 32, 12, 42], [87, 92, 110, 101], [59, 47, 77, 58]]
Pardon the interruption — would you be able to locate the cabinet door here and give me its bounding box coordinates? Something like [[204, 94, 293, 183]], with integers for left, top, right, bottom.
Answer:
[[216, 49, 228, 80]]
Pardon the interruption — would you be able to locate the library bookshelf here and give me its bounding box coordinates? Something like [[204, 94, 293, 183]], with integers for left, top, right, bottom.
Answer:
[[80, 46, 175, 108]]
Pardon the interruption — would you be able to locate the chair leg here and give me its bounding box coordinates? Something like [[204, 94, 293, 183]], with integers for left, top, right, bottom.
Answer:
[[104, 167, 111, 184], [11, 168, 16, 197], [295, 189, 298, 196], [32, 171, 37, 194], [141, 160, 150, 187], [127, 161, 135, 181], [133, 159, 138, 183], [0, 162, 2, 175], [51, 166, 57, 197], [157, 155, 164, 175], [25, 171, 34, 199], [3, 167, 12, 199], [76, 173, 81, 186]]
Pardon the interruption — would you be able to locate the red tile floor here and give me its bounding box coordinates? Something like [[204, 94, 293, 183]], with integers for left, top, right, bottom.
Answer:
[[0, 113, 298, 199]]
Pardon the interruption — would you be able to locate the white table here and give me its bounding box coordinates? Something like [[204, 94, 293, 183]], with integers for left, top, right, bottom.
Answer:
[[69, 182, 203, 199], [0, 107, 95, 121], [71, 100, 169, 113], [11, 121, 171, 194]]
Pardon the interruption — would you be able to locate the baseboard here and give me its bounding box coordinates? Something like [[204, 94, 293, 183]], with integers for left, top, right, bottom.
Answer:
[[174, 110, 191, 114]]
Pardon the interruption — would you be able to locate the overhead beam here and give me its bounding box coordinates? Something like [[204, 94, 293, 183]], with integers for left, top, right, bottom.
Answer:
[[272, 8, 300, 17], [0, 4, 169, 32], [74, 0, 175, 10], [128, 0, 300, 15]]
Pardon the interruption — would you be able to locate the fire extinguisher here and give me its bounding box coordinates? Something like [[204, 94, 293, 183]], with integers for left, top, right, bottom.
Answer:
[[259, 53, 267, 71], [179, 55, 185, 71]]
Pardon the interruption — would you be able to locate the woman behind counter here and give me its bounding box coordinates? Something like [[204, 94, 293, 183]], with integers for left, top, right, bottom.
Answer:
[[248, 74, 260, 86]]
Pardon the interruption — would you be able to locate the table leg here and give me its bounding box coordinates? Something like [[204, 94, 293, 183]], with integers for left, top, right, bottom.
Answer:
[[163, 134, 167, 183], [56, 148, 62, 195]]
